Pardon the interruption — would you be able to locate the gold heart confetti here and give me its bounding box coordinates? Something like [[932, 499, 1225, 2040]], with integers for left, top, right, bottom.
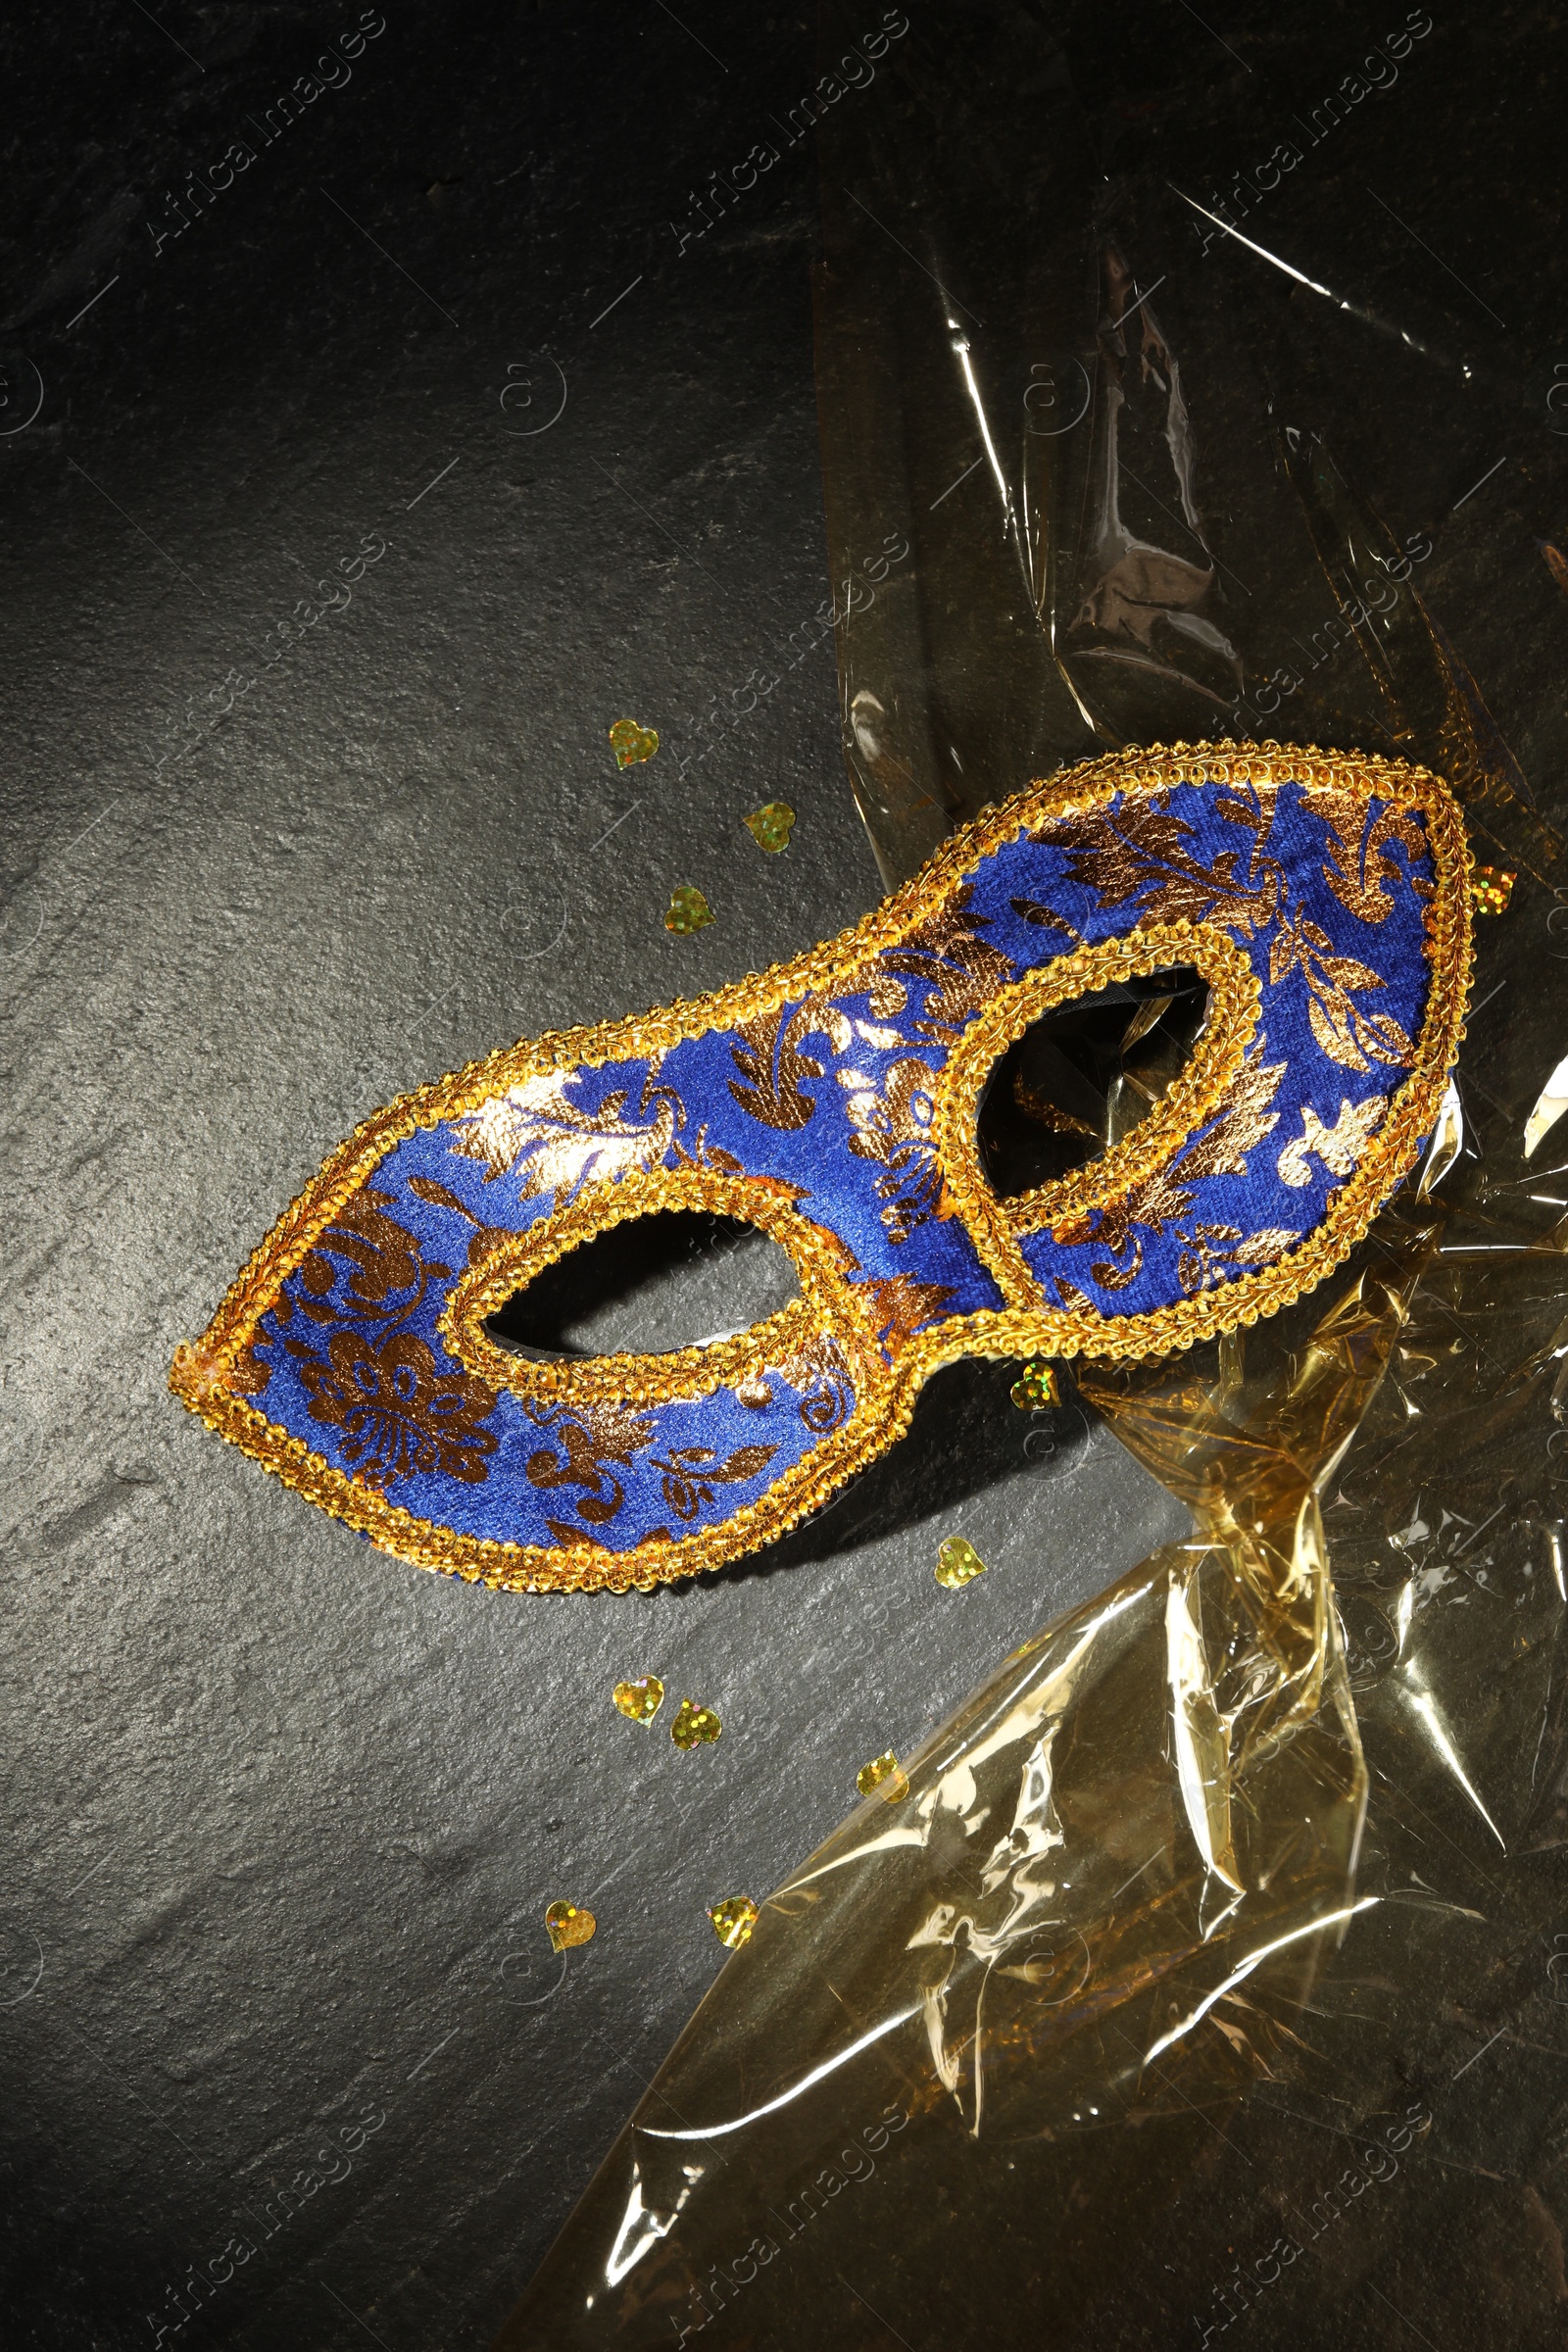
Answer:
[[935, 1536, 989, 1590], [544, 1900, 597, 1953], [608, 717, 659, 768], [744, 801, 795, 854], [670, 1697, 722, 1749], [1009, 1357, 1060, 1412], [856, 1749, 909, 1803], [664, 884, 713, 935], [708, 1894, 759, 1950], [1470, 864, 1515, 915], [612, 1674, 665, 1724]]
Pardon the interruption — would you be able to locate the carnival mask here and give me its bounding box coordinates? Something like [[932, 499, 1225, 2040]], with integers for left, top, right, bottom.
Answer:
[[171, 743, 1470, 1591]]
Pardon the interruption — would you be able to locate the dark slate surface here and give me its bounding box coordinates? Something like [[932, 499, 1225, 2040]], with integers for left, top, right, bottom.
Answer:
[[0, 9, 1184, 2345]]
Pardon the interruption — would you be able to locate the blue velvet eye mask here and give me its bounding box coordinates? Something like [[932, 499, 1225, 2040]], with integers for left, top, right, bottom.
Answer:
[[172, 744, 1471, 1591]]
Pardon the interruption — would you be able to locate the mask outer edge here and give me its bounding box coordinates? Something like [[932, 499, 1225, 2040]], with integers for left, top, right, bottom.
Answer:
[[169, 740, 1473, 1592]]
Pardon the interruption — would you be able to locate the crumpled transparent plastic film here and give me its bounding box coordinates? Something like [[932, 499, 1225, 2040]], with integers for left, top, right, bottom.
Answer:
[[504, 1141, 1568, 2343], [496, 6, 1568, 2343]]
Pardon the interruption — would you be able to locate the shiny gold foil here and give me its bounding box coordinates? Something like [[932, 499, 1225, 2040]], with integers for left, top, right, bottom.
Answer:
[[503, 1055, 1568, 2341]]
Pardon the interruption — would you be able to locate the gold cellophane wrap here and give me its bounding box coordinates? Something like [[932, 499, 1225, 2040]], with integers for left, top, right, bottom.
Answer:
[[502, 1118, 1568, 2346], [497, 7, 1568, 2344]]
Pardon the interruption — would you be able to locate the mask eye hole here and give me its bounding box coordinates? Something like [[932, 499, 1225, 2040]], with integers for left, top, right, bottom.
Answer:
[[482, 1210, 802, 1362], [977, 964, 1209, 1200]]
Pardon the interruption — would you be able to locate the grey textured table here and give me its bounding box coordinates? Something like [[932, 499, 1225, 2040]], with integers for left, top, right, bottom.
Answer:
[[0, 9, 1180, 2344]]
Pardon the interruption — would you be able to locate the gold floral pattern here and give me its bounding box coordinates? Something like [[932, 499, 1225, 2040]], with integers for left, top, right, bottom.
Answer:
[[1045, 780, 1421, 1078], [1008, 895, 1079, 939], [1173, 1221, 1300, 1297], [770, 1332, 857, 1431], [227, 1342, 272, 1396], [1268, 908, 1413, 1073], [862, 1273, 960, 1352], [301, 1186, 434, 1314], [450, 1070, 681, 1200], [734, 1332, 855, 1431], [273, 1188, 504, 1494], [1277, 1096, 1390, 1189], [1317, 794, 1430, 925], [728, 1001, 828, 1130], [1056, 1043, 1286, 1263], [865, 970, 908, 1020], [292, 1328, 499, 1491], [651, 1442, 779, 1521], [1042, 789, 1278, 934], [844, 1056, 951, 1242], [524, 1397, 656, 1536], [875, 883, 1011, 1042]]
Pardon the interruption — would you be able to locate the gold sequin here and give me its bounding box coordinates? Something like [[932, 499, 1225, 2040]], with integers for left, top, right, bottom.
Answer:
[[745, 802, 796, 853], [1470, 865, 1515, 915], [708, 1894, 758, 1949], [612, 1675, 664, 1724], [856, 1749, 909, 1802], [665, 884, 713, 934], [544, 1900, 597, 1952], [1009, 1358, 1060, 1412], [671, 1697, 722, 1748], [936, 1536, 989, 1589], [609, 717, 659, 768]]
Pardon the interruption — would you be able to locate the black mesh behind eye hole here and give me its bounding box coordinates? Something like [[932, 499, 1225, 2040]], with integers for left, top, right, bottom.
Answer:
[[976, 967, 1209, 1200], [482, 1211, 801, 1362]]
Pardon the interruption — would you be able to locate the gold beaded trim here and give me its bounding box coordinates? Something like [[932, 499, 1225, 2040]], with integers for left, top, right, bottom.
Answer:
[[170, 742, 1473, 1593], [439, 1168, 868, 1410], [933, 920, 1260, 1307]]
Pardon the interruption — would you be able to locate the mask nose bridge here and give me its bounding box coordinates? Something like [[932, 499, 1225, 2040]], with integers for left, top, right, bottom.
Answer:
[[437, 1158, 871, 1412]]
